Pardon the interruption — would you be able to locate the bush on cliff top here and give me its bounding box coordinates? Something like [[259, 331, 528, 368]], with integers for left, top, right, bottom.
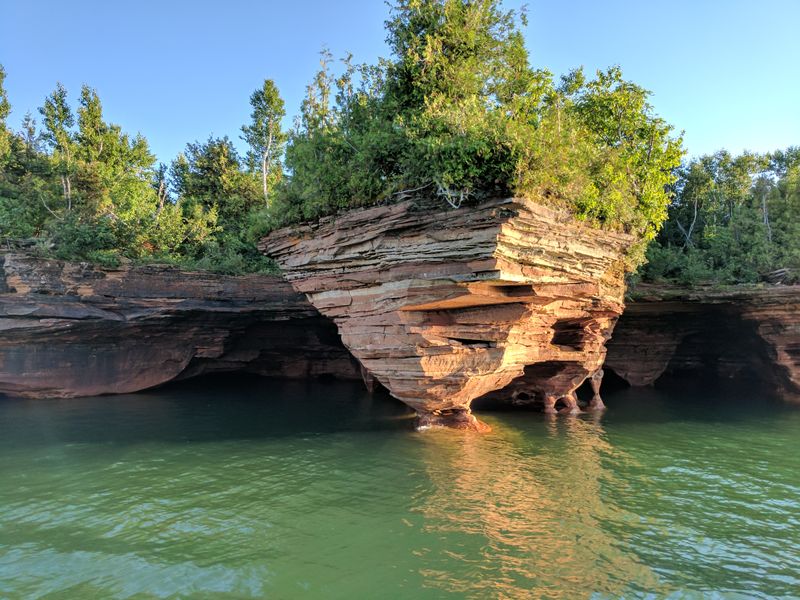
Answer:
[[263, 0, 683, 266]]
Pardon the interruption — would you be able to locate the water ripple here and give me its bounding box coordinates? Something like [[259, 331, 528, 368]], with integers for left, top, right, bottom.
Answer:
[[0, 378, 798, 598]]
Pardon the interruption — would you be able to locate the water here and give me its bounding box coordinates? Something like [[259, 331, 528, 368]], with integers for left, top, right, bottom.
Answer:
[[0, 376, 798, 599]]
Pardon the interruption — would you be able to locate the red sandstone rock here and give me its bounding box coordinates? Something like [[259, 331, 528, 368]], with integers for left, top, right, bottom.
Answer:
[[0, 253, 359, 398], [606, 284, 800, 401], [261, 198, 633, 429]]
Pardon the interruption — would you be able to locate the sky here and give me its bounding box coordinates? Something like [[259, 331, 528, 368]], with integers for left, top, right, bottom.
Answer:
[[2, 0, 799, 164]]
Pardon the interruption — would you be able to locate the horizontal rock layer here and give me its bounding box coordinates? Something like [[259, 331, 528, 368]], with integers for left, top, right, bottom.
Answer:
[[606, 284, 800, 401], [261, 198, 633, 428], [0, 253, 359, 398]]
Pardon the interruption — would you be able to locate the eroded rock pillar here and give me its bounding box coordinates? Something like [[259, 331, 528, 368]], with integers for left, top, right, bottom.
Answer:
[[588, 368, 606, 411], [559, 391, 581, 415]]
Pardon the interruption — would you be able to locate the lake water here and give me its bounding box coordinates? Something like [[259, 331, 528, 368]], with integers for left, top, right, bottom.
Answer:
[[0, 376, 798, 599]]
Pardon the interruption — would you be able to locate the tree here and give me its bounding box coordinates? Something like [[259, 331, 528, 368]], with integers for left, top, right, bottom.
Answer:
[[383, 0, 539, 197], [241, 79, 286, 204], [641, 147, 800, 285], [39, 83, 75, 209], [271, 0, 682, 270], [153, 162, 170, 212], [0, 65, 13, 161], [76, 85, 106, 163], [172, 136, 260, 226], [19, 112, 41, 157]]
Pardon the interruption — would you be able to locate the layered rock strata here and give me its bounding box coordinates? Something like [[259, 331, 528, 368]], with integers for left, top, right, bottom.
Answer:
[[606, 284, 800, 401], [0, 253, 359, 398], [261, 198, 633, 429]]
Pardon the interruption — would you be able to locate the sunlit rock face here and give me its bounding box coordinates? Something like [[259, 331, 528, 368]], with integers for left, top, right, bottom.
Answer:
[[261, 198, 633, 430], [0, 253, 359, 398], [606, 285, 800, 401]]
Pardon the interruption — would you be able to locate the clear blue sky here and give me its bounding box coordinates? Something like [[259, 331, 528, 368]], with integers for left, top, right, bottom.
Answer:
[[2, 0, 798, 164]]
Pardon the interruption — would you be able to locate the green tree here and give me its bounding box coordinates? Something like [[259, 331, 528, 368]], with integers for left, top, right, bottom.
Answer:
[[39, 83, 76, 210], [641, 147, 800, 285], [76, 85, 105, 162], [170, 136, 269, 272], [173, 136, 260, 226], [153, 162, 170, 212], [19, 112, 41, 156], [241, 79, 286, 204], [271, 0, 682, 269], [0, 64, 11, 161]]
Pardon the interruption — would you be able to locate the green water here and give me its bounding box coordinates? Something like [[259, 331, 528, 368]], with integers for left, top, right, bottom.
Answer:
[[0, 377, 798, 599]]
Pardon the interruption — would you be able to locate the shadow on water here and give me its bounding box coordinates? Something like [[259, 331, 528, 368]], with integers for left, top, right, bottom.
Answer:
[[597, 374, 795, 425], [473, 369, 795, 428], [2, 369, 795, 450], [0, 374, 415, 448]]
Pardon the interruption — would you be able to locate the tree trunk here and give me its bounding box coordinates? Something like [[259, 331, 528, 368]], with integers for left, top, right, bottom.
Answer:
[[66, 175, 72, 212], [762, 192, 772, 243], [61, 175, 72, 211], [262, 154, 268, 203], [262, 132, 274, 205], [261, 131, 273, 205], [63, 146, 73, 211], [680, 197, 698, 248], [157, 181, 166, 213]]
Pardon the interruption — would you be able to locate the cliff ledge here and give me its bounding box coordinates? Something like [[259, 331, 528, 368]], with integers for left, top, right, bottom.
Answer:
[[606, 284, 800, 401], [0, 252, 359, 398]]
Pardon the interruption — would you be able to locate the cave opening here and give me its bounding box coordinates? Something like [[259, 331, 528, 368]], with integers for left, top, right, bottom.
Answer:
[[551, 319, 587, 350], [650, 309, 782, 395]]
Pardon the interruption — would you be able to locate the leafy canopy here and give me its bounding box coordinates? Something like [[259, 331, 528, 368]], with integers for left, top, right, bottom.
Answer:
[[241, 79, 286, 203], [0, 77, 259, 272], [640, 148, 800, 285], [1, 1, 684, 272], [266, 0, 683, 267]]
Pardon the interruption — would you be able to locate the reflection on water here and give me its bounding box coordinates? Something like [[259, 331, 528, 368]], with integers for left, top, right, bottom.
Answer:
[[414, 415, 665, 598], [0, 376, 798, 599]]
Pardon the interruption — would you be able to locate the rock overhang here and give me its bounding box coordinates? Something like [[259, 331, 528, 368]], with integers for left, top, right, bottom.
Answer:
[[261, 197, 634, 430]]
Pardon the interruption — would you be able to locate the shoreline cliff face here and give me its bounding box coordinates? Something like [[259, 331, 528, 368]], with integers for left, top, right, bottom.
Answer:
[[0, 253, 359, 399], [261, 198, 633, 430], [2, 245, 797, 419], [606, 284, 800, 401]]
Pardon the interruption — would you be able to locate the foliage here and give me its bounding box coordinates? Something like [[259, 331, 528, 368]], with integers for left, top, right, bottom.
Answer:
[[261, 0, 683, 267], [0, 69, 278, 274], [49, 213, 120, 266], [171, 136, 261, 227], [1, 2, 686, 273], [640, 148, 800, 285], [0, 65, 11, 161], [241, 79, 286, 203]]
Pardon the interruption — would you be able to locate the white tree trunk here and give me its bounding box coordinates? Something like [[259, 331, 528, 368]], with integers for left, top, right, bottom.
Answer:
[[262, 132, 274, 204], [262, 154, 268, 203]]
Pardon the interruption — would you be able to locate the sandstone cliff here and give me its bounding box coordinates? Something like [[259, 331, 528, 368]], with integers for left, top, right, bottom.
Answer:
[[0, 253, 359, 398], [606, 284, 800, 401], [261, 198, 633, 429]]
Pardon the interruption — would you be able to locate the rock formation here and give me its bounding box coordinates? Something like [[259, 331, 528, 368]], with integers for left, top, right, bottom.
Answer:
[[0, 253, 359, 398], [261, 198, 633, 430], [606, 284, 800, 401]]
